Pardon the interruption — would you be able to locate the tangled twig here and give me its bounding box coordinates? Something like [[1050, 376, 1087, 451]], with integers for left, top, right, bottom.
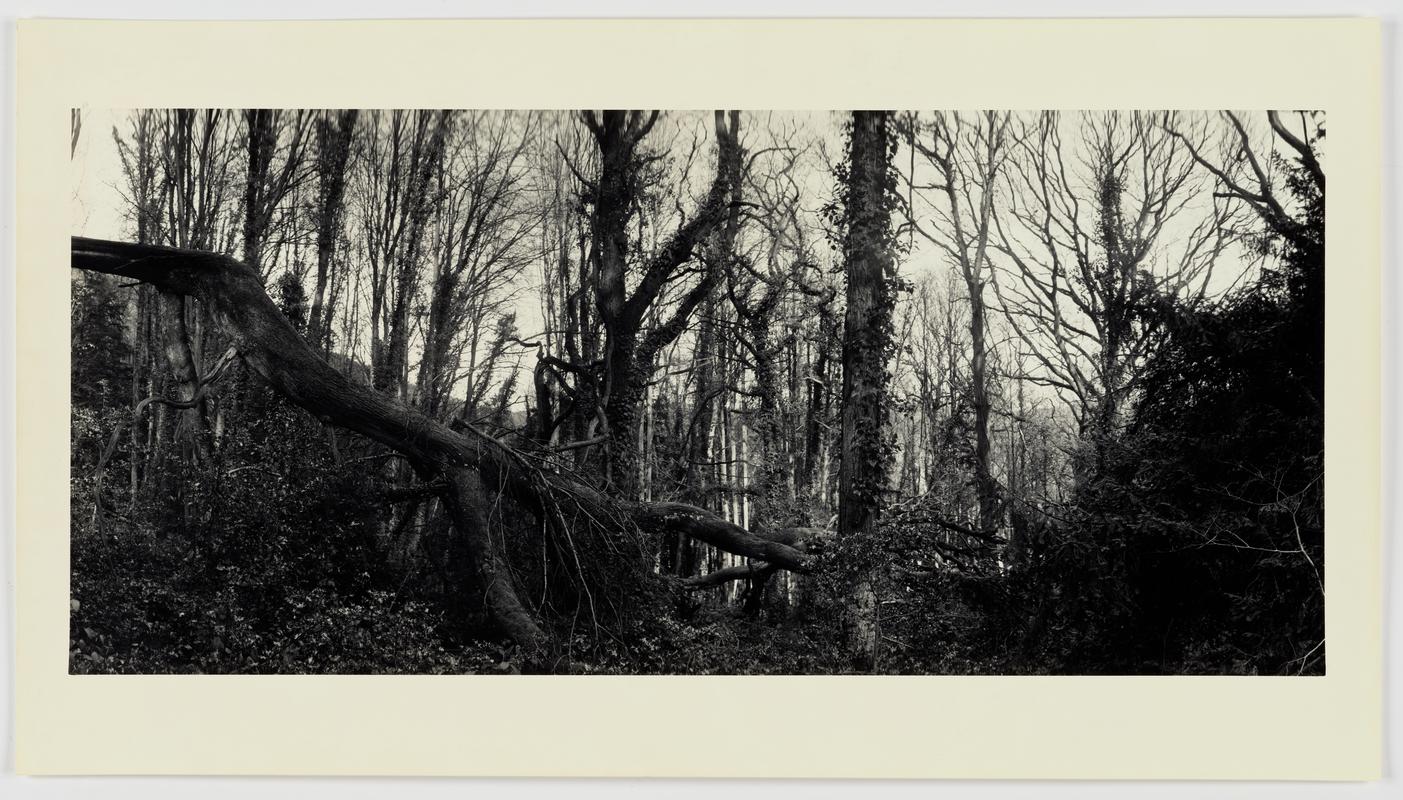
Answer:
[[91, 345, 240, 530]]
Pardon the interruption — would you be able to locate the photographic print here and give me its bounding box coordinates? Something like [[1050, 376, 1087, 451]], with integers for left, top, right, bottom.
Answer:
[[68, 107, 1327, 676], [17, 16, 1382, 780]]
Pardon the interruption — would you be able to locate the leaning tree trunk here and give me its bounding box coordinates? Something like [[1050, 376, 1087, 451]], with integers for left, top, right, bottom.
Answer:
[[73, 236, 824, 669]]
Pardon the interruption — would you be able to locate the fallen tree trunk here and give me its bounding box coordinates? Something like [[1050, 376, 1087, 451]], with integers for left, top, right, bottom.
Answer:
[[71, 236, 819, 658], [436, 464, 551, 654], [74, 236, 557, 654], [682, 562, 773, 590], [629, 504, 811, 571]]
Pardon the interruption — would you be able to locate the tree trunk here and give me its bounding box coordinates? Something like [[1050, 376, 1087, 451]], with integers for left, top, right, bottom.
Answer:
[[370, 111, 452, 398], [156, 291, 210, 469], [837, 111, 897, 539], [308, 110, 358, 351], [969, 294, 998, 533], [73, 236, 823, 667], [242, 109, 275, 274], [584, 110, 741, 499], [836, 111, 898, 665]]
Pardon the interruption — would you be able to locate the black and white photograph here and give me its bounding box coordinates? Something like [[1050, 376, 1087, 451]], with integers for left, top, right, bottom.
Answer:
[[67, 107, 1326, 676]]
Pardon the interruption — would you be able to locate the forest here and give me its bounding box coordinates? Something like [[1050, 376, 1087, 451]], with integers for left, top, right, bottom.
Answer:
[[68, 108, 1325, 675]]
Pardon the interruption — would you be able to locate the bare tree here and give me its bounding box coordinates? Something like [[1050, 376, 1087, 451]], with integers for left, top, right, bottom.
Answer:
[[415, 111, 538, 419], [241, 109, 312, 277], [579, 110, 743, 498], [307, 110, 359, 351], [154, 110, 240, 469], [904, 110, 1013, 533], [1163, 110, 1322, 256], [990, 111, 1241, 459], [356, 110, 453, 398]]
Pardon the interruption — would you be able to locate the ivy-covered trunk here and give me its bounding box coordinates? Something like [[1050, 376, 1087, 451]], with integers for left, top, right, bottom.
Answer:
[[836, 111, 899, 665]]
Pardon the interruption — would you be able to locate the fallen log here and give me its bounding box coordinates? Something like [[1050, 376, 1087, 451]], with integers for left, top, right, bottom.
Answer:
[[71, 236, 820, 656]]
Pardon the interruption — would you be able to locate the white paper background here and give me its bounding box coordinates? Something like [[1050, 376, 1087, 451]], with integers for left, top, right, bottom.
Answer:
[[3, 1, 1400, 798]]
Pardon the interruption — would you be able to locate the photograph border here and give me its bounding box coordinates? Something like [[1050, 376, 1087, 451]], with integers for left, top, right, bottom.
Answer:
[[15, 17, 1383, 778]]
